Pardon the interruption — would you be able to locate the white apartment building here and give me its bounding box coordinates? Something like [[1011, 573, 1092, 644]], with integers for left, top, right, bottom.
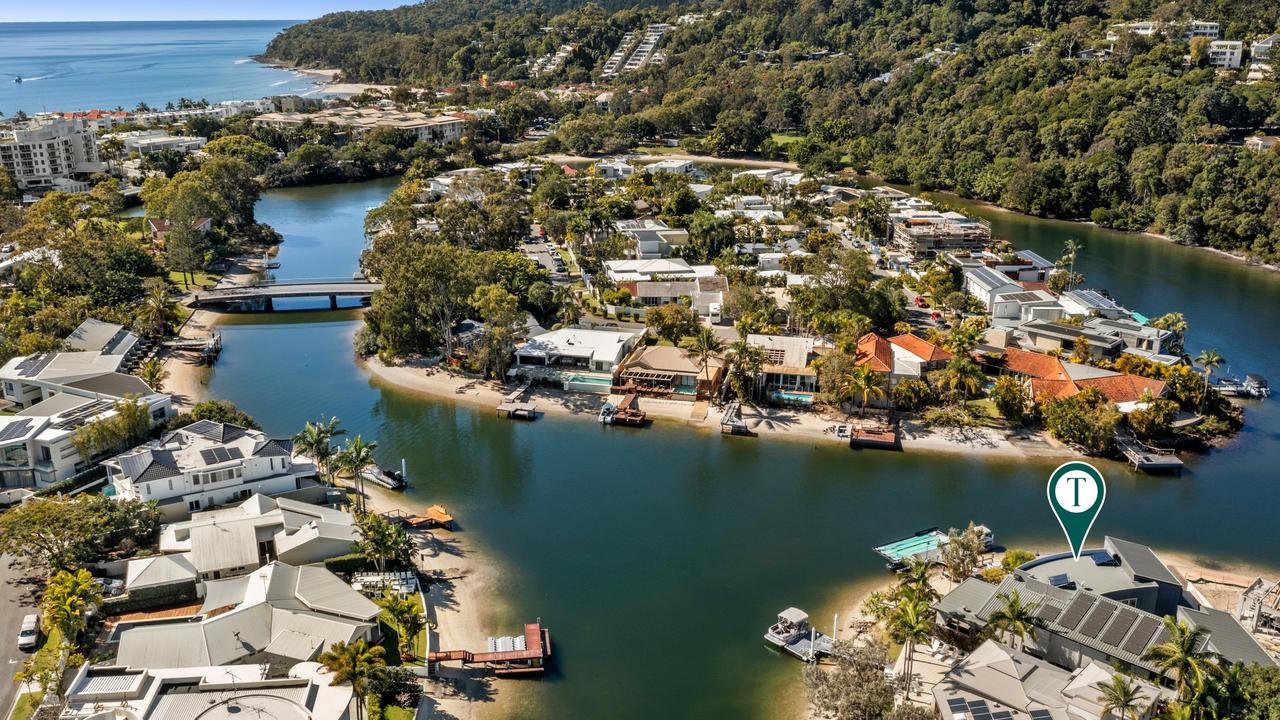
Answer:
[[1208, 40, 1244, 68], [106, 420, 316, 520], [132, 98, 274, 126], [254, 107, 466, 145], [106, 129, 207, 156], [0, 117, 105, 190]]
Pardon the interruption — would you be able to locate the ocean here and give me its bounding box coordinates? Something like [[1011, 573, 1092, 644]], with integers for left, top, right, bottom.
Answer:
[[0, 20, 319, 115]]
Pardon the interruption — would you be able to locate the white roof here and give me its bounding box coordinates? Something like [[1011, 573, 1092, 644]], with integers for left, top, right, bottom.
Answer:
[[516, 328, 637, 362], [125, 553, 198, 590]]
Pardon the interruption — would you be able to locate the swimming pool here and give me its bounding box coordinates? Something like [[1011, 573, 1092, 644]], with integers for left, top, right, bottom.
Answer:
[[565, 374, 612, 386], [563, 373, 614, 394], [769, 389, 815, 405]]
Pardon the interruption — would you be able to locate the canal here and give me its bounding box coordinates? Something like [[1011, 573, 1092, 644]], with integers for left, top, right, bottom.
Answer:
[[201, 178, 1280, 720]]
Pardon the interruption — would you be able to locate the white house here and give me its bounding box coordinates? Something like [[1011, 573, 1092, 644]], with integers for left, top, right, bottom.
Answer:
[[963, 266, 1021, 311], [514, 327, 641, 374], [602, 258, 717, 283], [614, 218, 690, 259], [595, 157, 635, 180], [1058, 289, 1128, 319], [105, 129, 207, 156], [1207, 40, 1244, 68], [991, 289, 1063, 321], [115, 562, 380, 669], [643, 159, 702, 177], [128, 493, 358, 587], [105, 420, 315, 520], [1253, 33, 1279, 61]]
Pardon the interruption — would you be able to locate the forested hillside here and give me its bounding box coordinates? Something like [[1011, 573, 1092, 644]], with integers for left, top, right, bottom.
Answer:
[[265, 0, 1280, 259]]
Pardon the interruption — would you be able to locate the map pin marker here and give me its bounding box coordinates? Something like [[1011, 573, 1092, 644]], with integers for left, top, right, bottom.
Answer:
[[1047, 461, 1106, 560]]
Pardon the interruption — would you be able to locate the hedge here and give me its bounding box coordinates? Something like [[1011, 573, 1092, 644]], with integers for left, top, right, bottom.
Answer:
[[35, 466, 108, 498], [324, 552, 371, 574], [101, 579, 198, 615]]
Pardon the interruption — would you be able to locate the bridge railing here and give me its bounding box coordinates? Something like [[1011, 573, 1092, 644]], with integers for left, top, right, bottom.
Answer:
[[221, 277, 375, 288]]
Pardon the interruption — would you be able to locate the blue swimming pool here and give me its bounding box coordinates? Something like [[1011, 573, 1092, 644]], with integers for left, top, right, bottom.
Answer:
[[769, 389, 815, 405]]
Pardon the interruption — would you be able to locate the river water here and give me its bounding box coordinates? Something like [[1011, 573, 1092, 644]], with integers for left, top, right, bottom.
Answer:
[[200, 179, 1280, 719]]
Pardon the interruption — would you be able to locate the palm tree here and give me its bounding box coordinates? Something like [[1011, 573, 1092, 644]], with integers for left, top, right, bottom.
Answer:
[[985, 590, 1038, 650], [1142, 617, 1225, 701], [135, 279, 179, 337], [681, 326, 725, 397], [377, 590, 425, 659], [40, 569, 102, 680], [1096, 674, 1149, 720], [725, 340, 765, 404], [1061, 239, 1084, 288], [887, 597, 933, 701], [835, 364, 886, 417], [292, 416, 346, 486], [937, 356, 985, 406], [136, 358, 169, 392], [357, 513, 412, 573], [338, 435, 378, 514], [317, 639, 386, 720], [1194, 349, 1224, 412], [898, 558, 939, 604]]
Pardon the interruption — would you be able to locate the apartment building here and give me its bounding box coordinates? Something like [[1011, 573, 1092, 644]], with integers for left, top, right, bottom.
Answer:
[[1207, 40, 1245, 68], [253, 107, 466, 145], [0, 117, 105, 190], [888, 209, 992, 259]]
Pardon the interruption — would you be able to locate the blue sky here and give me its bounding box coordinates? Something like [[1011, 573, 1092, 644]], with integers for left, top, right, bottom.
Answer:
[[3, 1, 411, 22]]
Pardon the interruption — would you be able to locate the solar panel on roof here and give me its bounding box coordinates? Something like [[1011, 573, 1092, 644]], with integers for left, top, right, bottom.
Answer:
[[1057, 594, 1096, 630], [1100, 608, 1139, 647], [1036, 603, 1063, 622], [1122, 616, 1161, 656], [968, 701, 990, 713], [15, 353, 54, 378], [948, 699, 970, 712], [1030, 711, 1053, 720], [0, 418, 33, 441], [1079, 603, 1118, 638], [1048, 573, 1072, 587], [992, 712, 1014, 720]]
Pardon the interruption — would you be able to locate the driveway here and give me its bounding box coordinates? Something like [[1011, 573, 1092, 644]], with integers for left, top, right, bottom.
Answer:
[[0, 556, 40, 717]]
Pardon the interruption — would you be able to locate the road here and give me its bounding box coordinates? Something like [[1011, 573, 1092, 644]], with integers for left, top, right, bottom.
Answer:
[[0, 556, 39, 717]]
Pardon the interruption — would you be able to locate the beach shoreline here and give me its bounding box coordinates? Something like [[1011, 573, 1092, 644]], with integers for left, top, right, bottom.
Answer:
[[362, 354, 1076, 461]]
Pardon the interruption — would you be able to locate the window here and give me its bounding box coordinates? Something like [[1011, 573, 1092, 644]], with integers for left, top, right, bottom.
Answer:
[[39, 446, 51, 462], [188, 499, 201, 511]]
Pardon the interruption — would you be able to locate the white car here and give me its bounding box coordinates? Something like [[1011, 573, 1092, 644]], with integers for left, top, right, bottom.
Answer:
[[17, 614, 39, 651]]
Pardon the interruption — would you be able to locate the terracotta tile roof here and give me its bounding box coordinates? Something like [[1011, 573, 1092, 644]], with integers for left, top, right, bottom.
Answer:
[[1029, 378, 1077, 400], [1075, 374, 1167, 404], [855, 333, 893, 373], [889, 333, 952, 363], [999, 347, 1070, 381]]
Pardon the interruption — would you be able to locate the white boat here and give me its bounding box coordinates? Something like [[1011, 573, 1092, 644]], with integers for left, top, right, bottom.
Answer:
[[359, 465, 406, 490], [598, 401, 616, 425], [764, 608, 833, 662]]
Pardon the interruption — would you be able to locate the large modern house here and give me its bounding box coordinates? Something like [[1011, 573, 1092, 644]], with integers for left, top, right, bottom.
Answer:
[[0, 334, 170, 488], [934, 538, 1277, 682], [125, 493, 358, 588], [106, 421, 315, 521], [513, 327, 641, 375], [115, 561, 380, 669]]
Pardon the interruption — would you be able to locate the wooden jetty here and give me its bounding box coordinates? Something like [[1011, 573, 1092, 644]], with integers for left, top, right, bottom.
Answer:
[[719, 401, 755, 437], [764, 608, 834, 662], [849, 424, 899, 450], [1115, 433, 1183, 474], [601, 393, 646, 426], [497, 379, 537, 420], [428, 621, 551, 676], [162, 332, 222, 366]]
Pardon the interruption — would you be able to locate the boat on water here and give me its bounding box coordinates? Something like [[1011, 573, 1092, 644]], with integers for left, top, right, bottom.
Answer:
[[599, 394, 646, 427], [13, 76, 22, 84], [873, 525, 993, 570], [764, 608, 833, 662], [598, 401, 615, 424], [360, 465, 407, 490], [1214, 374, 1270, 399]]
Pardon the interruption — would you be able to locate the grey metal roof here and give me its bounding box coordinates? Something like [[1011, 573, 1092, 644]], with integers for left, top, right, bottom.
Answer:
[[935, 577, 1001, 626], [1105, 536, 1182, 586], [119, 449, 181, 483], [65, 372, 153, 398], [1179, 606, 1278, 667], [126, 553, 198, 590], [966, 265, 1020, 292], [1015, 249, 1056, 268]]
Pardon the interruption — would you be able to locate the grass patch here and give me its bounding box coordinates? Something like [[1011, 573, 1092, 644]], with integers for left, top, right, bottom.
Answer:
[[32, 627, 63, 674], [8, 693, 40, 720], [634, 145, 687, 155], [770, 133, 805, 146], [168, 270, 221, 289], [381, 707, 415, 720], [377, 593, 427, 667]]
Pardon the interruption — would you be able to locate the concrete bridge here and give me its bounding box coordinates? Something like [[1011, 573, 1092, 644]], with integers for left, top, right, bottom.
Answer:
[[187, 279, 382, 312]]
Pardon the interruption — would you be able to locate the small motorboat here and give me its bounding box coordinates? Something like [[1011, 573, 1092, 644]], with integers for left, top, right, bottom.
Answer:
[[13, 76, 22, 84], [360, 465, 407, 490], [764, 608, 833, 662], [598, 401, 616, 425]]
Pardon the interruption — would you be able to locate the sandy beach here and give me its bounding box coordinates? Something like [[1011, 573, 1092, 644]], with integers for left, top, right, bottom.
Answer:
[[364, 355, 1075, 461], [539, 152, 802, 171]]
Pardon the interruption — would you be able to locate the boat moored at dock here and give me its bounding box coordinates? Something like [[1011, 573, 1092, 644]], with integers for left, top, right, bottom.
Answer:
[[360, 465, 407, 490], [764, 607, 834, 662], [873, 525, 993, 570]]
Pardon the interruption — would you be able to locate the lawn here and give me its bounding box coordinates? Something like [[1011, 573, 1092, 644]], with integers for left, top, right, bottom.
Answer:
[[8, 693, 39, 720], [770, 132, 805, 146], [168, 270, 221, 289], [377, 592, 427, 667], [634, 145, 686, 155], [381, 707, 415, 720]]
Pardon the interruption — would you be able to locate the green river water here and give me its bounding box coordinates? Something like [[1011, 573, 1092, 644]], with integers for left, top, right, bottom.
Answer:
[[199, 177, 1280, 719]]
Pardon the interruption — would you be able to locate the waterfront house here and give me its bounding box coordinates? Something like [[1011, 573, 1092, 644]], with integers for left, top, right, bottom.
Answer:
[[644, 159, 703, 178], [0, 346, 171, 488], [1082, 317, 1179, 362], [982, 347, 1167, 407], [105, 420, 314, 521], [595, 157, 635, 180], [932, 639, 1172, 720], [747, 334, 820, 400], [1058, 289, 1128, 319], [612, 345, 726, 401], [147, 217, 212, 247], [1017, 320, 1124, 359], [514, 327, 640, 374], [630, 276, 727, 320], [60, 662, 351, 720], [126, 493, 357, 588], [115, 561, 380, 669], [64, 318, 143, 364], [991, 290, 1063, 322], [254, 107, 465, 145], [934, 538, 1275, 680], [854, 332, 953, 396], [964, 266, 1022, 312]]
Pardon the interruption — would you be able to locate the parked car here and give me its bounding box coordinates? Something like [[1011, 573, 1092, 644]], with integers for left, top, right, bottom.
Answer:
[[914, 295, 928, 308], [17, 614, 39, 651]]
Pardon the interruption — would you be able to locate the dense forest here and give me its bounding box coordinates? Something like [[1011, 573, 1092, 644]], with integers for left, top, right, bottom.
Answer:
[[266, 0, 1280, 258]]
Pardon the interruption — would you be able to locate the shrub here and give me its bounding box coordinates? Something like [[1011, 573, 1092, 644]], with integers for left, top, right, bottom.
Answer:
[[1001, 549, 1036, 571], [353, 325, 381, 357], [989, 375, 1027, 423], [1039, 387, 1120, 454], [324, 552, 370, 574], [892, 378, 933, 412]]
